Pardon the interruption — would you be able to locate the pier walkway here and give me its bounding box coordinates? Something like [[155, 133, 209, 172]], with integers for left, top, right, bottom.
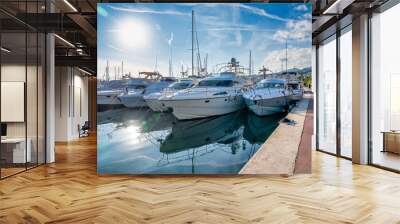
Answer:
[[240, 94, 312, 175]]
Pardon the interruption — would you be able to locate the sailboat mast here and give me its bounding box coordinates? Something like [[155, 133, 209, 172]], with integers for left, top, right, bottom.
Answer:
[[195, 21, 201, 76], [114, 66, 117, 80], [169, 43, 172, 77], [204, 53, 208, 75], [155, 55, 158, 72], [106, 60, 110, 82], [192, 10, 194, 77], [249, 50, 252, 76], [285, 39, 288, 76]]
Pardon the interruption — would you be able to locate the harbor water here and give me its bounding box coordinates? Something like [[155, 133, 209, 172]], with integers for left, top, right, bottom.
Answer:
[[97, 108, 286, 174]]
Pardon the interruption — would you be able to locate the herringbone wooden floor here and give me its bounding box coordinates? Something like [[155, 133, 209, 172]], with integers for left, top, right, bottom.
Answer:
[[1, 136, 400, 224]]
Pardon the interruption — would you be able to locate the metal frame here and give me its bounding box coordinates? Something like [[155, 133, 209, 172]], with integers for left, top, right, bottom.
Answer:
[[336, 22, 341, 157]]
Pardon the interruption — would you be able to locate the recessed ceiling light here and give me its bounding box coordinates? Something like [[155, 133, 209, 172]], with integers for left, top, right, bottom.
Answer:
[[1, 47, 11, 53], [63, 0, 78, 12], [54, 34, 75, 48], [78, 67, 92, 76]]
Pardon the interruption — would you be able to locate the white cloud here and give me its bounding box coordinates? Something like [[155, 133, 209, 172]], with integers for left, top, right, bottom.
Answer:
[[262, 48, 311, 73], [246, 31, 275, 52], [109, 6, 190, 16], [177, 3, 291, 22], [273, 19, 311, 42], [294, 5, 308, 11], [107, 45, 126, 53], [235, 4, 290, 22]]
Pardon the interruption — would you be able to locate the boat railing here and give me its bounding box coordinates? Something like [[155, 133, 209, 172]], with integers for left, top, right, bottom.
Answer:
[[174, 86, 244, 97]]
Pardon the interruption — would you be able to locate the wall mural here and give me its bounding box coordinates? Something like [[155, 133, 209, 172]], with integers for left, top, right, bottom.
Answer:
[[97, 3, 312, 175]]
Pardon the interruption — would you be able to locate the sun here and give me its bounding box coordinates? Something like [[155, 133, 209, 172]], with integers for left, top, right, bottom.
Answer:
[[116, 18, 150, 49]]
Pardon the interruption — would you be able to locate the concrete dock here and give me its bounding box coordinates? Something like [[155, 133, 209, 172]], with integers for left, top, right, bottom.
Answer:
[[240, 94, 312, 175]]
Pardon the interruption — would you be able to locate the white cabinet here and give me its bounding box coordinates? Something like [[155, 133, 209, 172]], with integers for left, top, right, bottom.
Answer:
[[1, 138, 31, 163]]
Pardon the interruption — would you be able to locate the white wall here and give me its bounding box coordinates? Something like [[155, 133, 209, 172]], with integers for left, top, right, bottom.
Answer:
[[54, 67, 89, 141]]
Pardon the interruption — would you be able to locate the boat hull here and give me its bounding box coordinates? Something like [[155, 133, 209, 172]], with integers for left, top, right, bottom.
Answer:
[[245, 96, 289, 116], [145, 98, 166, 112], [97, 93, 123, 105], [118, 94, 147, 108], [161, 96, 245, 120], [290, 93, 303, 102]]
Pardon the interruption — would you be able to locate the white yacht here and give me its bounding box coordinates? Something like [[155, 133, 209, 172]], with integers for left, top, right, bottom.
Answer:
[[97, 79, 131, 105], [119, 77, 176, 108], [144, 79, 195, 112], [243, 79, 292, 116], [97, 89, 124, 105], [287, 80, 304, 102], [160, 72, 245, 120]]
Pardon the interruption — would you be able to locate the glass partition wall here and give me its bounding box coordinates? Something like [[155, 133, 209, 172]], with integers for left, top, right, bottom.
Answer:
[[339, 27, 352, 159], [0, 2, 46, 179], [317, 35, 337, 155], [370, 3, 400, 171], [316, 26, 353, 159]]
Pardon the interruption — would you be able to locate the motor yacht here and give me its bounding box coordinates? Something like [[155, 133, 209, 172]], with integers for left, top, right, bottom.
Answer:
[[287, 80, 304, 102], [243, 79, 292, 116], [97, 89, 124, 105], [144, 79, 195, 112], [160, 72, 245, 120], [97, 79, 131, 105], [119, 77, 176, 108]]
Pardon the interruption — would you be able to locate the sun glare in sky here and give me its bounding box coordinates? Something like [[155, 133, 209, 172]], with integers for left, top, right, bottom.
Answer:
[[115, 18, 151, 49]]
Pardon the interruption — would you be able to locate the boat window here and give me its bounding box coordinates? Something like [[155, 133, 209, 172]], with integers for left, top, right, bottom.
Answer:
[[288, 83, 300, 89], [168, 82, 191, 90], [130, 85, 146, 89], [198, 80, 234, 87], [256, 82, 284, 89], [213, 91, 228, 95]]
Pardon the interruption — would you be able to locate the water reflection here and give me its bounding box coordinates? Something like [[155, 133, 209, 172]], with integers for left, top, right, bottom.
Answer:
[[160, 111, 244, 153], [97, 108, 285, 174], [243, 113, 285, 144]]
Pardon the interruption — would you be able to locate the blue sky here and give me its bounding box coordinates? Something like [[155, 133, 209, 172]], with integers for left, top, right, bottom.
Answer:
[[97, 3, 311, 78]]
